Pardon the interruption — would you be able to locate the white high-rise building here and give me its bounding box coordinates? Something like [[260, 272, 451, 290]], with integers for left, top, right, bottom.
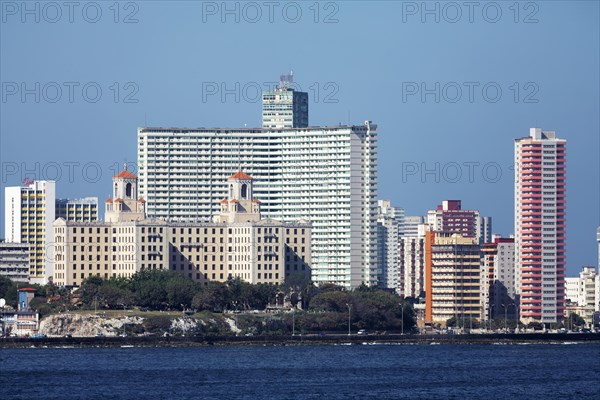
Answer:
[[138, 122, 378, 288], [262, 73, 308, 129], [377, 200, 403, 291], [4, 180, 56, 283]]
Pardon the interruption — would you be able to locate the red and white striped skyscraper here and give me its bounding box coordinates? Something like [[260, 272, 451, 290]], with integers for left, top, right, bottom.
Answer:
[[515, 128, 566, 324]]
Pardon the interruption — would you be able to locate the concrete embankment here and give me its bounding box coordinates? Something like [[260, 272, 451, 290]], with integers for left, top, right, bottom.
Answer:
[[2, 333, 599, 348]]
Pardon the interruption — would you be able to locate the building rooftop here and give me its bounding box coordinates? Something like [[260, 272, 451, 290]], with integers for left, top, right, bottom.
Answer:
[[229, 171, 253, 180]]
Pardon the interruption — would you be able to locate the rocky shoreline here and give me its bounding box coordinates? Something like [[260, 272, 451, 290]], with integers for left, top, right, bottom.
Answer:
[[2, 333, 599, 348]]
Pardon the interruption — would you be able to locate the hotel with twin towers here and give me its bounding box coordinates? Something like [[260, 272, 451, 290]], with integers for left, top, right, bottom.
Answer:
[[137, 74, 378, 289]]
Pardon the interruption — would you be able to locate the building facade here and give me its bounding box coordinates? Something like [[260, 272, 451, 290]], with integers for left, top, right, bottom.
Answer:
[[262, 73, 308, 129], [425, 231, 482, 326], [481, 237, 517, 320], [515, 128, 566, 324], [55, 198, 98, 222], [4, 180, 56, 283], [403, 216, 424, 237], [137, 122, 377, 288], [399, 235, 425, 298], [53, 169, 311, 287], [0, 241, 30, 282]]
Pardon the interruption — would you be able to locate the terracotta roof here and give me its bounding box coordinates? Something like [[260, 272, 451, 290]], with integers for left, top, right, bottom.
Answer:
[[114, 198, 124, 203], [114, 170, 137, 179], [252, 200, 261, 203], [18, 288, 37, 292], [230, 199, 239, 203], [137, 198, 146, 203], [220, 199, 229, 203], [105, 198, 113, 203], [229, 170, 252, 180]]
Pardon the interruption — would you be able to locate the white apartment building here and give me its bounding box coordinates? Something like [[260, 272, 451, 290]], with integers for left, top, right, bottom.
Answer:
[[403, 216, 424, 237], [377, 200, 403, 291], [137, 122, 378, 288], [4, 180, 56, 283], [565, 267, 599, 325]]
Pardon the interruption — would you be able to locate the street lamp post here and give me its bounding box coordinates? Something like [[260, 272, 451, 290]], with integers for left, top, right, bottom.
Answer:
[[292, 308, 295, 336], [510, 303, 517, 332], [346, 303, 351, 336], [489, 304, 495, 332], [501, 304, 507, 333], [401, 303, 405, 335]]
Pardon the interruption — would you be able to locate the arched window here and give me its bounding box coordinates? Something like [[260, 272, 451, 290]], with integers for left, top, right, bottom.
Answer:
[[241, 184, 247, 199], [229, 184, 233, 199], [126, 183, 132, 197]]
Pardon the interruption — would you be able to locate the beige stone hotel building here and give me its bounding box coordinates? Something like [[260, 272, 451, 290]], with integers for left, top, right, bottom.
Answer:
[[52, 166, 311, 287]]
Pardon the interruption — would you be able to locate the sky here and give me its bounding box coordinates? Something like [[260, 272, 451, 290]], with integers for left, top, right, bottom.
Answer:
[[1, 0, 599, 276]]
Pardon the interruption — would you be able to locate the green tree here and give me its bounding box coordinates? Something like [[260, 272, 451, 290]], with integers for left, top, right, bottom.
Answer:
[[309, 290, 351, 313], [0, 276, 18, 308], [192, 282, 229, 312]]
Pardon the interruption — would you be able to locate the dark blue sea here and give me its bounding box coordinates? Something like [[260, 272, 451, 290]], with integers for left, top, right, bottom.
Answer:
[[1, 343, 599, 399]]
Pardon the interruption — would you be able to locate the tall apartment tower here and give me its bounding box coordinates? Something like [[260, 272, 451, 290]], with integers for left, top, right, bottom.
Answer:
[[377, 200, 403, 292], [138, 121, 378, 289], [515, 128, 566, 324], [262, 73, 308, 128], [4, 180, 56, 283]]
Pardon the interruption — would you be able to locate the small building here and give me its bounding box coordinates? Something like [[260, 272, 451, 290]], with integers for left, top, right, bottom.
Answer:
[[56, 197, 98, 222], [0, 241, 30, 282], [0, 288, 39, 336]]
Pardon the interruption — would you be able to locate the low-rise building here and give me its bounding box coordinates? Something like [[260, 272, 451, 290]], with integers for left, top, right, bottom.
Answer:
[[53, 168, 311, 287], [0, 241, 30, 282], [0, 288, 39, 336], [565, 266, 599, 326], [55, 197, 98, 222]]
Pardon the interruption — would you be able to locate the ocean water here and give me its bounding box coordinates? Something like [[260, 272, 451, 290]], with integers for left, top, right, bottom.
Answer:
[[1, 343, 599, 399]]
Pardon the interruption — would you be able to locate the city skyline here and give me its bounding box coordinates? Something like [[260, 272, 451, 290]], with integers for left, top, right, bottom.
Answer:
[[1, 2, 599, 276]]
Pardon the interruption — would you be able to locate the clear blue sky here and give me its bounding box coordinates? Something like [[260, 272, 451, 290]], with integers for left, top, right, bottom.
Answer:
[[1, 1, 598, 276]]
